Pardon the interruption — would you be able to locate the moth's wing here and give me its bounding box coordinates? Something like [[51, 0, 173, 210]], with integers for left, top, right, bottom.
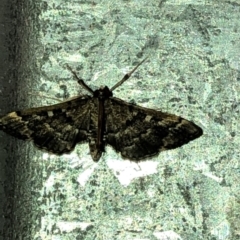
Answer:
[[105, 97, 203, 161], [0, 95, 93, 155]]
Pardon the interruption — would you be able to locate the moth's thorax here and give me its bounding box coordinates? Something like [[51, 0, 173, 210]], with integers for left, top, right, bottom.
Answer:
[[93, 86, 113, 100]]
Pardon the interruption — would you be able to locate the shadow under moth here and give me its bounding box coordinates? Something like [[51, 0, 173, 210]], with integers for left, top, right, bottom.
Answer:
[[0, 58, 203, 161]]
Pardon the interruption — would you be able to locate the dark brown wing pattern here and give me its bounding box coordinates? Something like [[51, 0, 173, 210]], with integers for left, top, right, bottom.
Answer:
[[105, 97, 203, 161], [0, 95, 92, 155], [0, 59, 203, 161]]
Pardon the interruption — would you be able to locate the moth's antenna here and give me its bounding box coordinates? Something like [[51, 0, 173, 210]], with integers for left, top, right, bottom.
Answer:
[[66, 64, 95, 95], [110, 57, 148, 92]]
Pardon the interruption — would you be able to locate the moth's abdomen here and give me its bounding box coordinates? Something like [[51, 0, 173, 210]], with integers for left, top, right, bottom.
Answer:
[[88, 138, 103, 162]]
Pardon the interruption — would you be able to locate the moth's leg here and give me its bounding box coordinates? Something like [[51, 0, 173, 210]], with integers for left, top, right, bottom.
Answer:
[[110, 57, 148, 91], [65, 64, 94, 95]]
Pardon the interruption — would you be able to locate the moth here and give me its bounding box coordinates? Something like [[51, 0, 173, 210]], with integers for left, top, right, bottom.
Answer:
[[0, 58, 202, 161]]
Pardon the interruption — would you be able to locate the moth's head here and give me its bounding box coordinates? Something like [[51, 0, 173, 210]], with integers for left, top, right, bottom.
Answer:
[[93, 86, 113, 99]]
